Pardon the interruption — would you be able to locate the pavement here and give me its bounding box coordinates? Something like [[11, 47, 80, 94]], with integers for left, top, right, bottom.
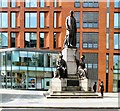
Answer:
[[0, 89, 120, 109]]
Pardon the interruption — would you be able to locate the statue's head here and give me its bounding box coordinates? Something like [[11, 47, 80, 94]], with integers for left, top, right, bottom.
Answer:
[[59, 53, 63, 58], [81, 55, 85, 59], [70, 10, 74, 16]]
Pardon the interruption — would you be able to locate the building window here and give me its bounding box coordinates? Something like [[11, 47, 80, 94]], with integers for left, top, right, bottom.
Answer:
[[25, 0, 37, 7], [82, 33, 98, 49], [54, 12, 61, 28], [107, 0, 110, 8], [53, 32, 60, 48], [74, 0, 80, 8], [40, 12, 45, 28], [83, 12, 98, 28], [0, 0, 8, 7], [11, 33, 16, 47], [0, 32, 8, 48], [0, 12, 8, 28], [83, 53, 98, 80], [114, 33, 120, 49], [10, 0, 16, 7], [114, 0, 120, 8], [74, 12, 80, 28], [25, 12, 37, 28], [25, 33, 37, 48], [83, 0, 99, 8], [54, 0, 59, 7], [54, 33, 57, 48], [113, 55, 120, 92], [106, 13, 110, 28], [11, 12, 16, 28], [106, 33, 109, 49], [40, 33, 45, 48], [40, 0, 45, 8], [114, 13, 120, 28], [76, 32, 80, 48]]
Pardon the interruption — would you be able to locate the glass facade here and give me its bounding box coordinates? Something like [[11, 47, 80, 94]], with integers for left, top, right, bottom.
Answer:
[[40, 32, 45, 48], [83, 12, 98, 28], [83, 53, 98, 89], [11, 12, 16, 28], [25, 0, 37, 7], [40, 0, 45, 7], [0, 0, 8, 7], [82, 32, 98, 49], [74, 12, 80, 28], [40, 12, 45, 28], [10, 0, 16, 7], [74, 0, 80, 8], [76, 32, 80, 48], [0, 49, 58, 89], [54, 12, 57, 28], [114, 13, 120, 28], [83, 1, 99, 8], [114, 33, 120, 49], [25, 32, 37, 48], [11, 32, 16, 47], [0, 12, 8, 28], [113, 55, 120, 92], [114, 0, 120, 8], [25, 12, 37, 28], [0, 32, 8, 48]]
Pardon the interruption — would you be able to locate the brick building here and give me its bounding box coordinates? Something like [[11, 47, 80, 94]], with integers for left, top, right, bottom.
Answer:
[[0, 0, 120, 92]]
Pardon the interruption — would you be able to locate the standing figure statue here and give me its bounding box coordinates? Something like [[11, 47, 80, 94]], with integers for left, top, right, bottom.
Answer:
[[54, 53, 67, 78], [74, 55, 88, 79], [64, 10, 77, 48]]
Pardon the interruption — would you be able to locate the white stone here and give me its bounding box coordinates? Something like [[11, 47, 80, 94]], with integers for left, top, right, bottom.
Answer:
[[62, 48, 79, 75], [81, 79, 88, 91]]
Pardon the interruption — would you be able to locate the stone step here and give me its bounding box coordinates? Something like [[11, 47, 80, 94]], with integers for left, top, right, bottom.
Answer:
[[46, 95, 102, 99]]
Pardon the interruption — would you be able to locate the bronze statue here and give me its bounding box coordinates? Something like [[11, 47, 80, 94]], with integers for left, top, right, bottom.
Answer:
[[64, 10, 77, 48], [54, 53, 67, 78]]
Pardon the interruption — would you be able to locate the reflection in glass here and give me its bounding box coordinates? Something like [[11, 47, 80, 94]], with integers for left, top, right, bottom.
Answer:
[[0, 12, 8, 28], [0, 32, 8, 48], [40, 12, 45, 28], [25, 13, 37, 28]]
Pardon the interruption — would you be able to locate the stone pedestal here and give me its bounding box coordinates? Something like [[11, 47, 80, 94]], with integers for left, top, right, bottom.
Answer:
[[62, 48, 79, 76], [46, 47, 89, 98], [49, 78, 81, 92]]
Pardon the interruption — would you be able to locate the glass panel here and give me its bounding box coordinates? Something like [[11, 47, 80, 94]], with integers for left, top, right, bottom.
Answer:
[[11, 32, 16, 47], [114, 13, 120, 28], [74, 12, 80, 28], [40, 12, 45, 28], [106, 13, 109, 28], [12, 51, 19, 66], [40, 33, 44, 48], [76, 32, 80, 48], [106, 33, 109, 49], [40, 0, 45, 7], [54, 12, 57, 28], [1, 0, 8, 7], [20, 51, 28, 66], [1, 32, 8, 48], [25, 13, 30, 28], [30, 13, 37, 28], [114, 34, 118, 49], [1, 13, 8, 28], [114, 0, 120, 8], [11, 0, 16, 7], [11, 12, 16, 28], [74, 0, 80, 8]]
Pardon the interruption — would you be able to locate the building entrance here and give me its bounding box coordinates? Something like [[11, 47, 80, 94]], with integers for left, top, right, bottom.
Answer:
[[118, 80, 120, 92]]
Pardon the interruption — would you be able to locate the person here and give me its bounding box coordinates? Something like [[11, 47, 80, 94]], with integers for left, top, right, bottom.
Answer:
[[55, 53, 67, 78], [100, 81, 104, 97], [74, 54, 88, 79], [93, 82, 97, 93], [64, 10, 77, 48]]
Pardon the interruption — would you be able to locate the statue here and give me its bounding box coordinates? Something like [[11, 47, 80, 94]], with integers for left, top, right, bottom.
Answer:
[[54, 53, 67, 78], [64, 10, 77, 48], [74, 54, 88, 79]]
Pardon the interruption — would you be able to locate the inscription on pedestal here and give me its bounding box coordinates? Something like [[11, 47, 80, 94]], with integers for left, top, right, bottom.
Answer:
[[67, 80, 79, 86]]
